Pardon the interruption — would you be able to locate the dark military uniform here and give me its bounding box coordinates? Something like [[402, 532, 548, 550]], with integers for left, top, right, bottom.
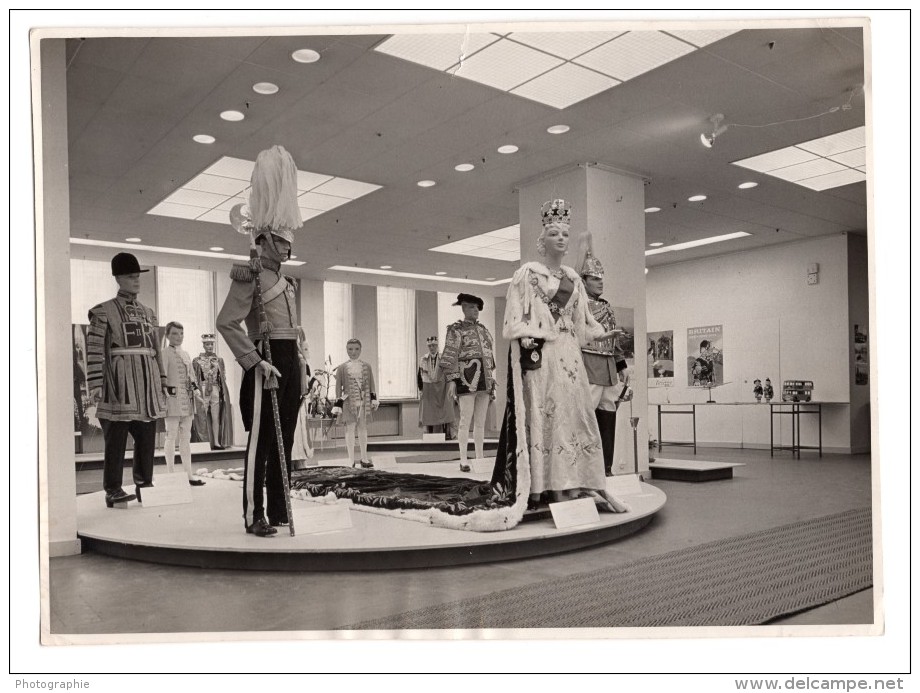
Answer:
[[217, 257, 303, 529]]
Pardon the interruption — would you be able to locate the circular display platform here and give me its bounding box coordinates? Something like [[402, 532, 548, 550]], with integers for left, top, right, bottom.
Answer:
[[77, 460, 666, 571]]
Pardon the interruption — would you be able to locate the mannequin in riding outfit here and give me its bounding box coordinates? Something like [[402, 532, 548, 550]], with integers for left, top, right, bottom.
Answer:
[[217, 145, 306, 538]]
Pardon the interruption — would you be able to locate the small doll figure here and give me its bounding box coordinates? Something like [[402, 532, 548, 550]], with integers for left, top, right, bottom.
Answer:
[[763, 378, 774, 402], [753, 379, 763, 402]]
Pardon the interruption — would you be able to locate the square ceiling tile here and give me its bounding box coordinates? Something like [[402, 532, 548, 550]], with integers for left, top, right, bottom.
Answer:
[[184, 173, 248, 196], [506, 31, 625, 60], [166, 188, 228, 208], [797, 126, 866, 157], [768, 158, 846, 182], [296, 170, 334, 192], [451, 38, 564, 92], [574, 31, 695, 81], [664, 29, 739, 48], [297, 191, 350, 211], [511, 62, 620, 109], [215, 195, 250, 212], [312, 177, 382, 199], [374, 33, 501, 71], [196, 208, 235, 224], [827, 147, 866, 168], [796, 169, 866, 191], [732, 146, 820, 173], [299, 207, 326, 221], [148, 201, 208, 219], [203, 156, 254, 181]]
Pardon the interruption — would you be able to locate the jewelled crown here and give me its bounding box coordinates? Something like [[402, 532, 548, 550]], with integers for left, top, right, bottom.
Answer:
[[541, 198, 572, 228], [426, 336, 438, 345]]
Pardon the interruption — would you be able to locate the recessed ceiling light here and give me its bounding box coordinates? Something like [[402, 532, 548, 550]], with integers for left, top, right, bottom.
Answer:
[[738, 182, 758, 189], [486, 277, 496, 281], [547, 124, 570, 134], [497, 144, 519, 154], [688, 194, 707, 202], [290, 255, 297, 260], [193, 134, 215, 144], [220, 110, 245, 122], [645, 268, 649, 275], [644, 207, 661, 213], [292, 49, 321, 63], [209, 246, 224, 252], [252, 82, 279, 95], [125, 237, 142, 243], [417, 180, 437, 188], [435, 271, 447, 276], [454, 163, 475, 172], [380, 265, 393, 269], [649, 242, 664, 247]]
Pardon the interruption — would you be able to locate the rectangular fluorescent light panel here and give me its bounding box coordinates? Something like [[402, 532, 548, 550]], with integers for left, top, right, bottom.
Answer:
[[733, 127, 866, 191], [328, 265, 510, 286], [71, 238, 305, 265], [148, 156, 381, 224], [430, 224, 520, 262], [645, 232, 750, 256], [375, 30, 736, 110]]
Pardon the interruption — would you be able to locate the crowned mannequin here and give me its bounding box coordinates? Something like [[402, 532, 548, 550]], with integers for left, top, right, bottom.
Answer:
[[492, 199, 629, 514], [192, 333, 233, 450]]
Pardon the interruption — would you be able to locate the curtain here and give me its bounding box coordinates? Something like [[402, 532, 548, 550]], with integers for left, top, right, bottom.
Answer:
[[70, 259, 118, 324], [155, 267, 215, 351], [323, 281, 353, 371], [376, 286, 417, 398]]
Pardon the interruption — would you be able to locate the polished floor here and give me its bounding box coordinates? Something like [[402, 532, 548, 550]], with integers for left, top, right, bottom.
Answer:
[[51, 446, 874, 635]]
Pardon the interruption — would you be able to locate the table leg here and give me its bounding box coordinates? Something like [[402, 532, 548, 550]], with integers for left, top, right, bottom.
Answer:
[[657, 405, 662, 453], [818, 404, 823, 457], [770, 404, 774, 457], [692, 405, 697, 455], [795, 405, 801, 460]]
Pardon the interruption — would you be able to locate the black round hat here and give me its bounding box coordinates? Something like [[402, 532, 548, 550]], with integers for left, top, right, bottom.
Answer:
[[453, 293, 484, 310], [111, 252, 149, 276]]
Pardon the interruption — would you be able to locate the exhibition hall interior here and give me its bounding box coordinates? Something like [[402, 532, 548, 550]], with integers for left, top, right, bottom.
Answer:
[[37, 21, 874, 637]]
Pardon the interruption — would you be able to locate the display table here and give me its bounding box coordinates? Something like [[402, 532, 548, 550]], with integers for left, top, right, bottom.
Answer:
[[655, 401, 844, 458]]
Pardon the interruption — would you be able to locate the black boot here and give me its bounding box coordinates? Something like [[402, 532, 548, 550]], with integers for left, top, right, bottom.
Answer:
[[595, 409, 617, 476]]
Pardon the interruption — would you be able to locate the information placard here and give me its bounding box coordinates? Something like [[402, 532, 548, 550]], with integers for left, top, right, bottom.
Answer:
[[293, 503, 353, 534], [471, 457, 494, 474], [138, 473, 193, 508], [607, 473, 644, 497], [549, 497, 601, 530], [373, 454, 398, 470]]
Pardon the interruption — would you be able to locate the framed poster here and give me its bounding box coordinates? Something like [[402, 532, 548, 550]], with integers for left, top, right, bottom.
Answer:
[[647, 330, 674, 387], [687, 325, 724, 387]]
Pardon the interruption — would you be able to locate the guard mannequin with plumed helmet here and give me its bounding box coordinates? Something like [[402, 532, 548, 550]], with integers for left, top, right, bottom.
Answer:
[[217, 145, 305, 538]]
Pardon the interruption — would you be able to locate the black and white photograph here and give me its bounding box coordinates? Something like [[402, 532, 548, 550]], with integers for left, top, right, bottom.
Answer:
[[14, 8, 909, 685]]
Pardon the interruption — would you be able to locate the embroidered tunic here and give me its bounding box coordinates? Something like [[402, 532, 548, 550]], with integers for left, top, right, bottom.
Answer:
[[441, 319, 496, 395], [86, 289, 167, 422], [582, 296, 627, 387]]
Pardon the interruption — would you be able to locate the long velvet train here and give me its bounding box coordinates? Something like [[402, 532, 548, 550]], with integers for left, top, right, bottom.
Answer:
[[290, 343, 530, 533]]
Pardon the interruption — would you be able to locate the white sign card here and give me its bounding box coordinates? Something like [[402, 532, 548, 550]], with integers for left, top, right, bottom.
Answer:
[[422, 433, 446, 442], [607, 474, 644, 497], [138, 472, 193, 508], [293, 503, 353, 535], [549, 497, 601, 530]]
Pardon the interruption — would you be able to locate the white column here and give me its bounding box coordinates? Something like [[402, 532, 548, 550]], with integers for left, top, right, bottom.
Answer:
[[37, 39, 80, 557]]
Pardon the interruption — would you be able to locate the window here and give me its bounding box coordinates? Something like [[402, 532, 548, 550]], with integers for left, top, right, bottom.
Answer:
[[323, 281, 353, 371], [155, 267, 215, 352], [376, 286, 417, 398]]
